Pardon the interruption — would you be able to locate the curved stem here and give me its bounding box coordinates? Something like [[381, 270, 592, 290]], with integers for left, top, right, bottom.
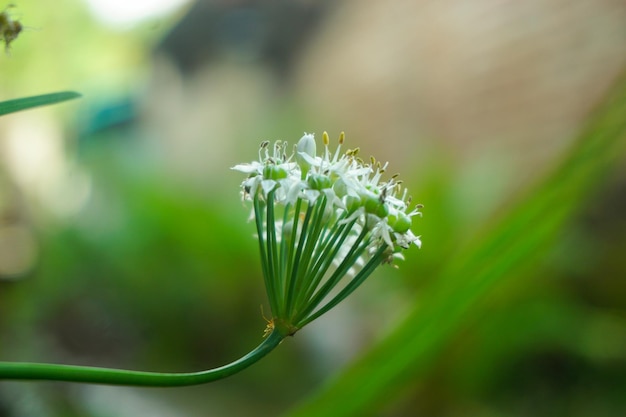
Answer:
[[0, 329, 284, 387]]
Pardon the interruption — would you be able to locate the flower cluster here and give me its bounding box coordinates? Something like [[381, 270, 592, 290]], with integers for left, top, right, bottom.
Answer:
[[233, 132, 421, 334]]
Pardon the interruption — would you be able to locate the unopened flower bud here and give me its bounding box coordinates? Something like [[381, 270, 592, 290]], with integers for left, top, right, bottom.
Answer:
[[263, 164, 288, 180], [333, 178, 348, 197], [296, 133, 316, 178], [388, 210, 412, 233], [363, 193, 389, 218], [307, 173, 331, 190]]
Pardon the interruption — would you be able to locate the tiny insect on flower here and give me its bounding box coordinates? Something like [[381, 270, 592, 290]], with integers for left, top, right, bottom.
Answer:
[[0, 4, 22, 53]]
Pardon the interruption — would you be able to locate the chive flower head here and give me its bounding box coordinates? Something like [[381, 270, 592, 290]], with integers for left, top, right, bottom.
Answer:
[[232, 132, 421, 335]]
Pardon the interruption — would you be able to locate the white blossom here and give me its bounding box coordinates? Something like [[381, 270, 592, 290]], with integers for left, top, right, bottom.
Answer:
[[233, 132, 422, 329], [233, 132, 421, 261]]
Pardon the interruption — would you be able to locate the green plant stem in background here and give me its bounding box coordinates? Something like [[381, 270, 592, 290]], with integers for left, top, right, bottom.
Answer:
[[0, 329, 284, 386], [0, 91, 81, 116], [284, 68, 626, 417]]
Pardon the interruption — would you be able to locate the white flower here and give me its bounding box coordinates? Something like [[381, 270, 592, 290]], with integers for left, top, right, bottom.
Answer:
[[232, 140, 299, 203], [233, 132, 421, 254], [233, 132, 422, 330], [295, 133, 316, 177]]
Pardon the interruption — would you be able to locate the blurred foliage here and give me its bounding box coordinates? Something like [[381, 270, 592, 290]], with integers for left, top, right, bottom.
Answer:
[[1, 1, 626, 417], [0, 0, 180, 101], [285, 70, 626, 417]]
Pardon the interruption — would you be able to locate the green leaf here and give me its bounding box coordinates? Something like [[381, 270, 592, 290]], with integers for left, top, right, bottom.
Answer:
[[0, 91, 81, 116], [284, 68, 626, 417]]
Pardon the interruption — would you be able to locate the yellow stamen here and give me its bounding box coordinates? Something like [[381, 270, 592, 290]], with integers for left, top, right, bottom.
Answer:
[[323, 131, 329, 146]]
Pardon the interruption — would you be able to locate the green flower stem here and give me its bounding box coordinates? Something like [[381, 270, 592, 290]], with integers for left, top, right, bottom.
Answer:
[[278, 201, 293, 312], [0, 329, 284, 387], [294, 219, 356, 314], [298, 245, 387, 328], [284, 200, 316, 315], [266, 190, 281, 311], [282, 198, 302, 317], [289, 196, 328, 312], [254, 195, 279, 316], [296, 227, 371, 322]]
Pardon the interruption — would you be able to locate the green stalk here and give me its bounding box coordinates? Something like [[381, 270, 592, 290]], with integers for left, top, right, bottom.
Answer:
[[288, 196, 328, 319], [277, 201, 293, 316], [0, 330, 284, 387], [254, 195, 279, 316], [298, 246, 386, 328], [305, 212, 350, 279], [266, 190, 281, 312], [284, 201, 316, 315], [282, 198, 303, 316], [293, 219, 356, 314], [294, 227, 371, 323]]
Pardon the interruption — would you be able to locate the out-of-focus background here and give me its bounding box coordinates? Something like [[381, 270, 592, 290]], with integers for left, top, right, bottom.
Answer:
[[1, 0, 625, 416]]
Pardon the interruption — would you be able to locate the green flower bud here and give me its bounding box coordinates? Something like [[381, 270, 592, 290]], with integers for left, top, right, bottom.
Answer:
[[296, 133, 316, 178], [333, 178, 348, 198], [363, 194, 389, 218], [308, 173, 331, 190], [263, 164, 288, 180], [388, 211, 412, 233]]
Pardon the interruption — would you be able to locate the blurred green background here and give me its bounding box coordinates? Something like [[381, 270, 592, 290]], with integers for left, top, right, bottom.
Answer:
[[1, 1, 625, 416]]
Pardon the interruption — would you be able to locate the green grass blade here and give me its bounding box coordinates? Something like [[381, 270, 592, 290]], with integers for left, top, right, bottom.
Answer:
[[284, 68, 626, 417], [0, 91, 81, 116]]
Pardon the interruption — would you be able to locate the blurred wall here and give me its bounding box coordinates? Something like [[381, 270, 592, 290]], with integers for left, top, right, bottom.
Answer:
[[294, 0, 626, 184]]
